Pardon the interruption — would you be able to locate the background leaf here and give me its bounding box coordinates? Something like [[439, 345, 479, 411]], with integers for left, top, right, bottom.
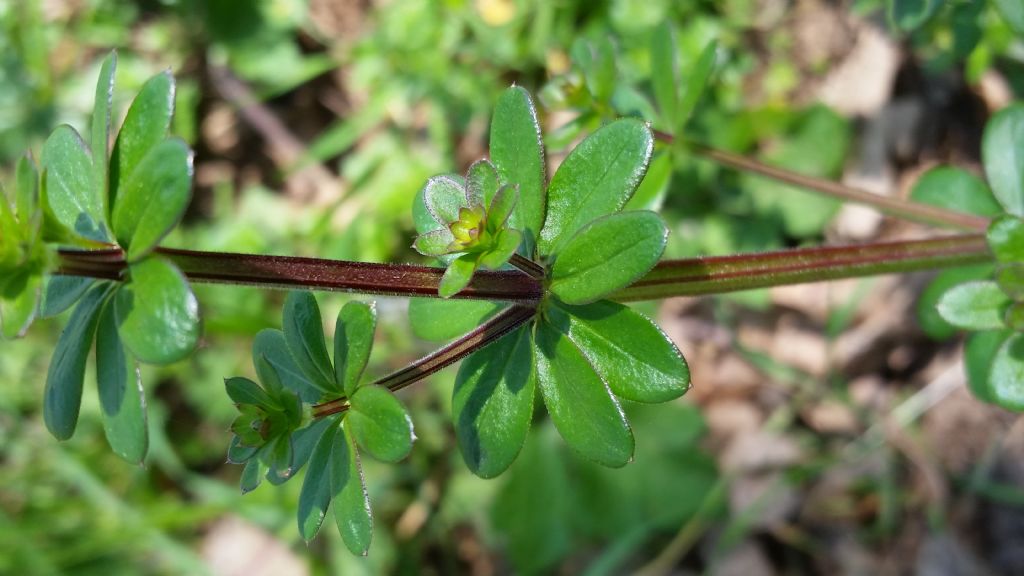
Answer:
[[1, 272, 40, 340], [992, 0, 1024, 36], [983, 104, 1024, 216], [676, 40, 717, 133], [96, 298, 148, 464], [453, 325, 535, 478], [909, 166, 1002, 218], [42, 125, 106, 242], [650, 23, 678, 129], [888, 0, 942, 31], [43, 285, 108, 440], [549, 211, 667, 305], [990, 333, 1024, 411], [539, 119, 652, 256], [490, 86, 545, 254], [549, 301, 689, 403], [114, 256, 200, 365], [966, 330, 1010, 405], [347, 385, 414, 463], [534, 321, 634, 467]]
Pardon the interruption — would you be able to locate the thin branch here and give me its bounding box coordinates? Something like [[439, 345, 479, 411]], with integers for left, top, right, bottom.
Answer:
[[311, 304, 537, 418], [509, 253, 546, 280], [653, 130, 990, 232]]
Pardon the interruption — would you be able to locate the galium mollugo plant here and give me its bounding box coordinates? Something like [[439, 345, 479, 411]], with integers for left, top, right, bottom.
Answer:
[[1, 44, 1022, 556]]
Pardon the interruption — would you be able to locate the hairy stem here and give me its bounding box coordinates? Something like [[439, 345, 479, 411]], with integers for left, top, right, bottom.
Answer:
[[613, 234, 991, 301], [311, 304, 537, 418], [653, 130, 990, 232]]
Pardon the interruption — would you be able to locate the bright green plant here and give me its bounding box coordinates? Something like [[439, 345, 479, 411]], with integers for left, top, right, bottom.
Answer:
[[2, 36, 1022, 557]]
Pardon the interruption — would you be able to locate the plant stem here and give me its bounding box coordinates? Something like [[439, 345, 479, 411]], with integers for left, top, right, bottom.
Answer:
[[613, 233, 991, 301], [58, 247, 543, 303], [311, 304, 536, 418], [509, 253, 546, 279], [652, 130, 990, 232]]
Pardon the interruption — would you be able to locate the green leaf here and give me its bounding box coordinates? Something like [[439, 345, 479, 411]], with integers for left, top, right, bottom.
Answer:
[[990, 333, 1024, 411], [335, 301, 376, 396], [262, 434, 295, 482], [987, 215, 1024, 263], [625, 151, 672, 211], [298, 421, 337, 541], [936, 281, 1011, 331], [43, 285, 108, 440], [549, 300, 689, 403], [347, 385, 414, 463], [479, 229, 522, 270], [111, 138, 193, 261], [965, 331, 1009, 404], [92, 51, 116, 216], [916, 264, 994, 340], [225, 376, 278, 409], [282, 291, 336, 393], [549, 211, 667, 305], [466, 160, 499, 207], [585, 37, 617, 105], [331, 423, 373, 556], [439, 254, 478, 298], [253, 329, 322, 403], [41, 276, 96, 318], [888, 0, 942, 31], [676, 41, 717, 133], [909, 167, 1002, 218], [650, 23, 678, 128], [539, 119, 653, 256], [997, 264, 1024, 300], [423, 175, 469, 225], [408, 298, 503, 342], [110, 71, 175, 210], [413, 228, 455, 257], [240, 459, 263, 494], [228, 435, 259, 464], [96, 298, 147, 464], [114, 256, 200, 365], [289, 417, 336, 478], [992, 0, 1024, 35], [42, 125, 107, 242], [453, 325, 535, 478], [534, 320, 634, 467], [486, 184, 518, 234], [490, 86, 545, 253], [983, 104, 1024, 216], [1, 273, 40, 340]]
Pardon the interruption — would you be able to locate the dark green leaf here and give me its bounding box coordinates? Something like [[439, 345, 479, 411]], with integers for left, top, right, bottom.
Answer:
[[539, 119, 653, 256], [289, 417, 336, 477], [331, 423, 373, 556], [225, 376, 277, 409], [409, 298, 503, 342], [453, 325, 535, 478], [41, 275, 95, 318], [909, 167, 1002, 218], [983, 104, 1024, 216], [282, 291, 336, 392], [110, 71, 174, 209], [987, 215, 1024, 262], [335, 301, 376, 396], [96, 298, 147, 464], [1, 273, 40, 340], [92, 51, 116, 216], [347, 385, 414, 463], [490, 86, 545, 254], [992, 0, 1024, 36], [936, 281, 1011, 331], [298, 420, 338, 541], [254, 328, 322, 403], [888, 0, 942, 31], [262, 434, 295, 482], [228, 435, 259, 464], [43, 285, 108, 439], [42, 125, 107, 242], [916, 264, 994, 340], [997, 264, 1024, 300], [240, 459, 262, 494], [676, 41, 717, 132], [114, 256, 200, 365], [650, 23, 678, 128], [534, 320, 634, 467], [111, 138, 193, 261], [966, 331, 1009, 404], [439, 253, 478, 298], [549, 300, 689, 403], [479, 229, 522, 270], [990, 333, 1024, 411], [549, 211, 667, 305]]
